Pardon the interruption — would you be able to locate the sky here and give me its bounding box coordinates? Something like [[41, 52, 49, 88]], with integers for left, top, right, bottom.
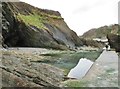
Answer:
[[19, 0, 119, 35]]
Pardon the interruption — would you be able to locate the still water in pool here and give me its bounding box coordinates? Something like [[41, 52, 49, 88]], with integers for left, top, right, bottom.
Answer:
[[67, 58, 94, 79]]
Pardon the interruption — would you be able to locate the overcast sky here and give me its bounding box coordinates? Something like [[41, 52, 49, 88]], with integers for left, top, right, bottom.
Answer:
[[19, 0, 119, 35]]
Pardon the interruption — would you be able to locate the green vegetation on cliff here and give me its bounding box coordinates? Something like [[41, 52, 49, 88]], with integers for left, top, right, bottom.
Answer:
[[17, 12, 62, 30], [2, 2, 82, 49], [17, 13, 47, 29]]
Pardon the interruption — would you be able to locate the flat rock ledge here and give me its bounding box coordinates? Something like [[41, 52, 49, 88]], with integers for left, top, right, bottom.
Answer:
[[1, 49, 64, 88]]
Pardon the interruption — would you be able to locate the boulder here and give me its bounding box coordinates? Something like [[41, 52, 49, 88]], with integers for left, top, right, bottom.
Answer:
[[107, 34, 120, 52]]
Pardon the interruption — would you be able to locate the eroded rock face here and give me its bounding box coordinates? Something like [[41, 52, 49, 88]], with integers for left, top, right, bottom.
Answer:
[[2, 2, 83, 50], [2, 2, 19, 47], [107, 34, 120, 52], [1, 50, 64, 87]]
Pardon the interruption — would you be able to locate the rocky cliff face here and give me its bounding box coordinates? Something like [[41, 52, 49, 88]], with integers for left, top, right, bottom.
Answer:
[[80, 38, 104, 48], [0, 2, 2, 47], [2, 2, 83, 50], [81, 24, 120, 49], [82, 24, 119, 39]]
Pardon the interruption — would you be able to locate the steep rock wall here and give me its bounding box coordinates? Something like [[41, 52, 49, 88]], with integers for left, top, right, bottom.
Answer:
[[2, 2, 83, 50]]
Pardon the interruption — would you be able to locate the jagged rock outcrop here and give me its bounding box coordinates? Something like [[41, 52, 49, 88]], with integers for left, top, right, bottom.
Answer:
[[107, 34, 120, 52], [1, 50, 64, 87], [2, 2, 83, 50]]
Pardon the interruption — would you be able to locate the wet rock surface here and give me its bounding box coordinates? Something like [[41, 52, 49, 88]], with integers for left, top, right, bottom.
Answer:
[[1, 49, 64, 87]]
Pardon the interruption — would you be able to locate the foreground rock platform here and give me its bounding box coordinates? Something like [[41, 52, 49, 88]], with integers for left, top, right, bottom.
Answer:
[[1, 48, 64, 87]]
